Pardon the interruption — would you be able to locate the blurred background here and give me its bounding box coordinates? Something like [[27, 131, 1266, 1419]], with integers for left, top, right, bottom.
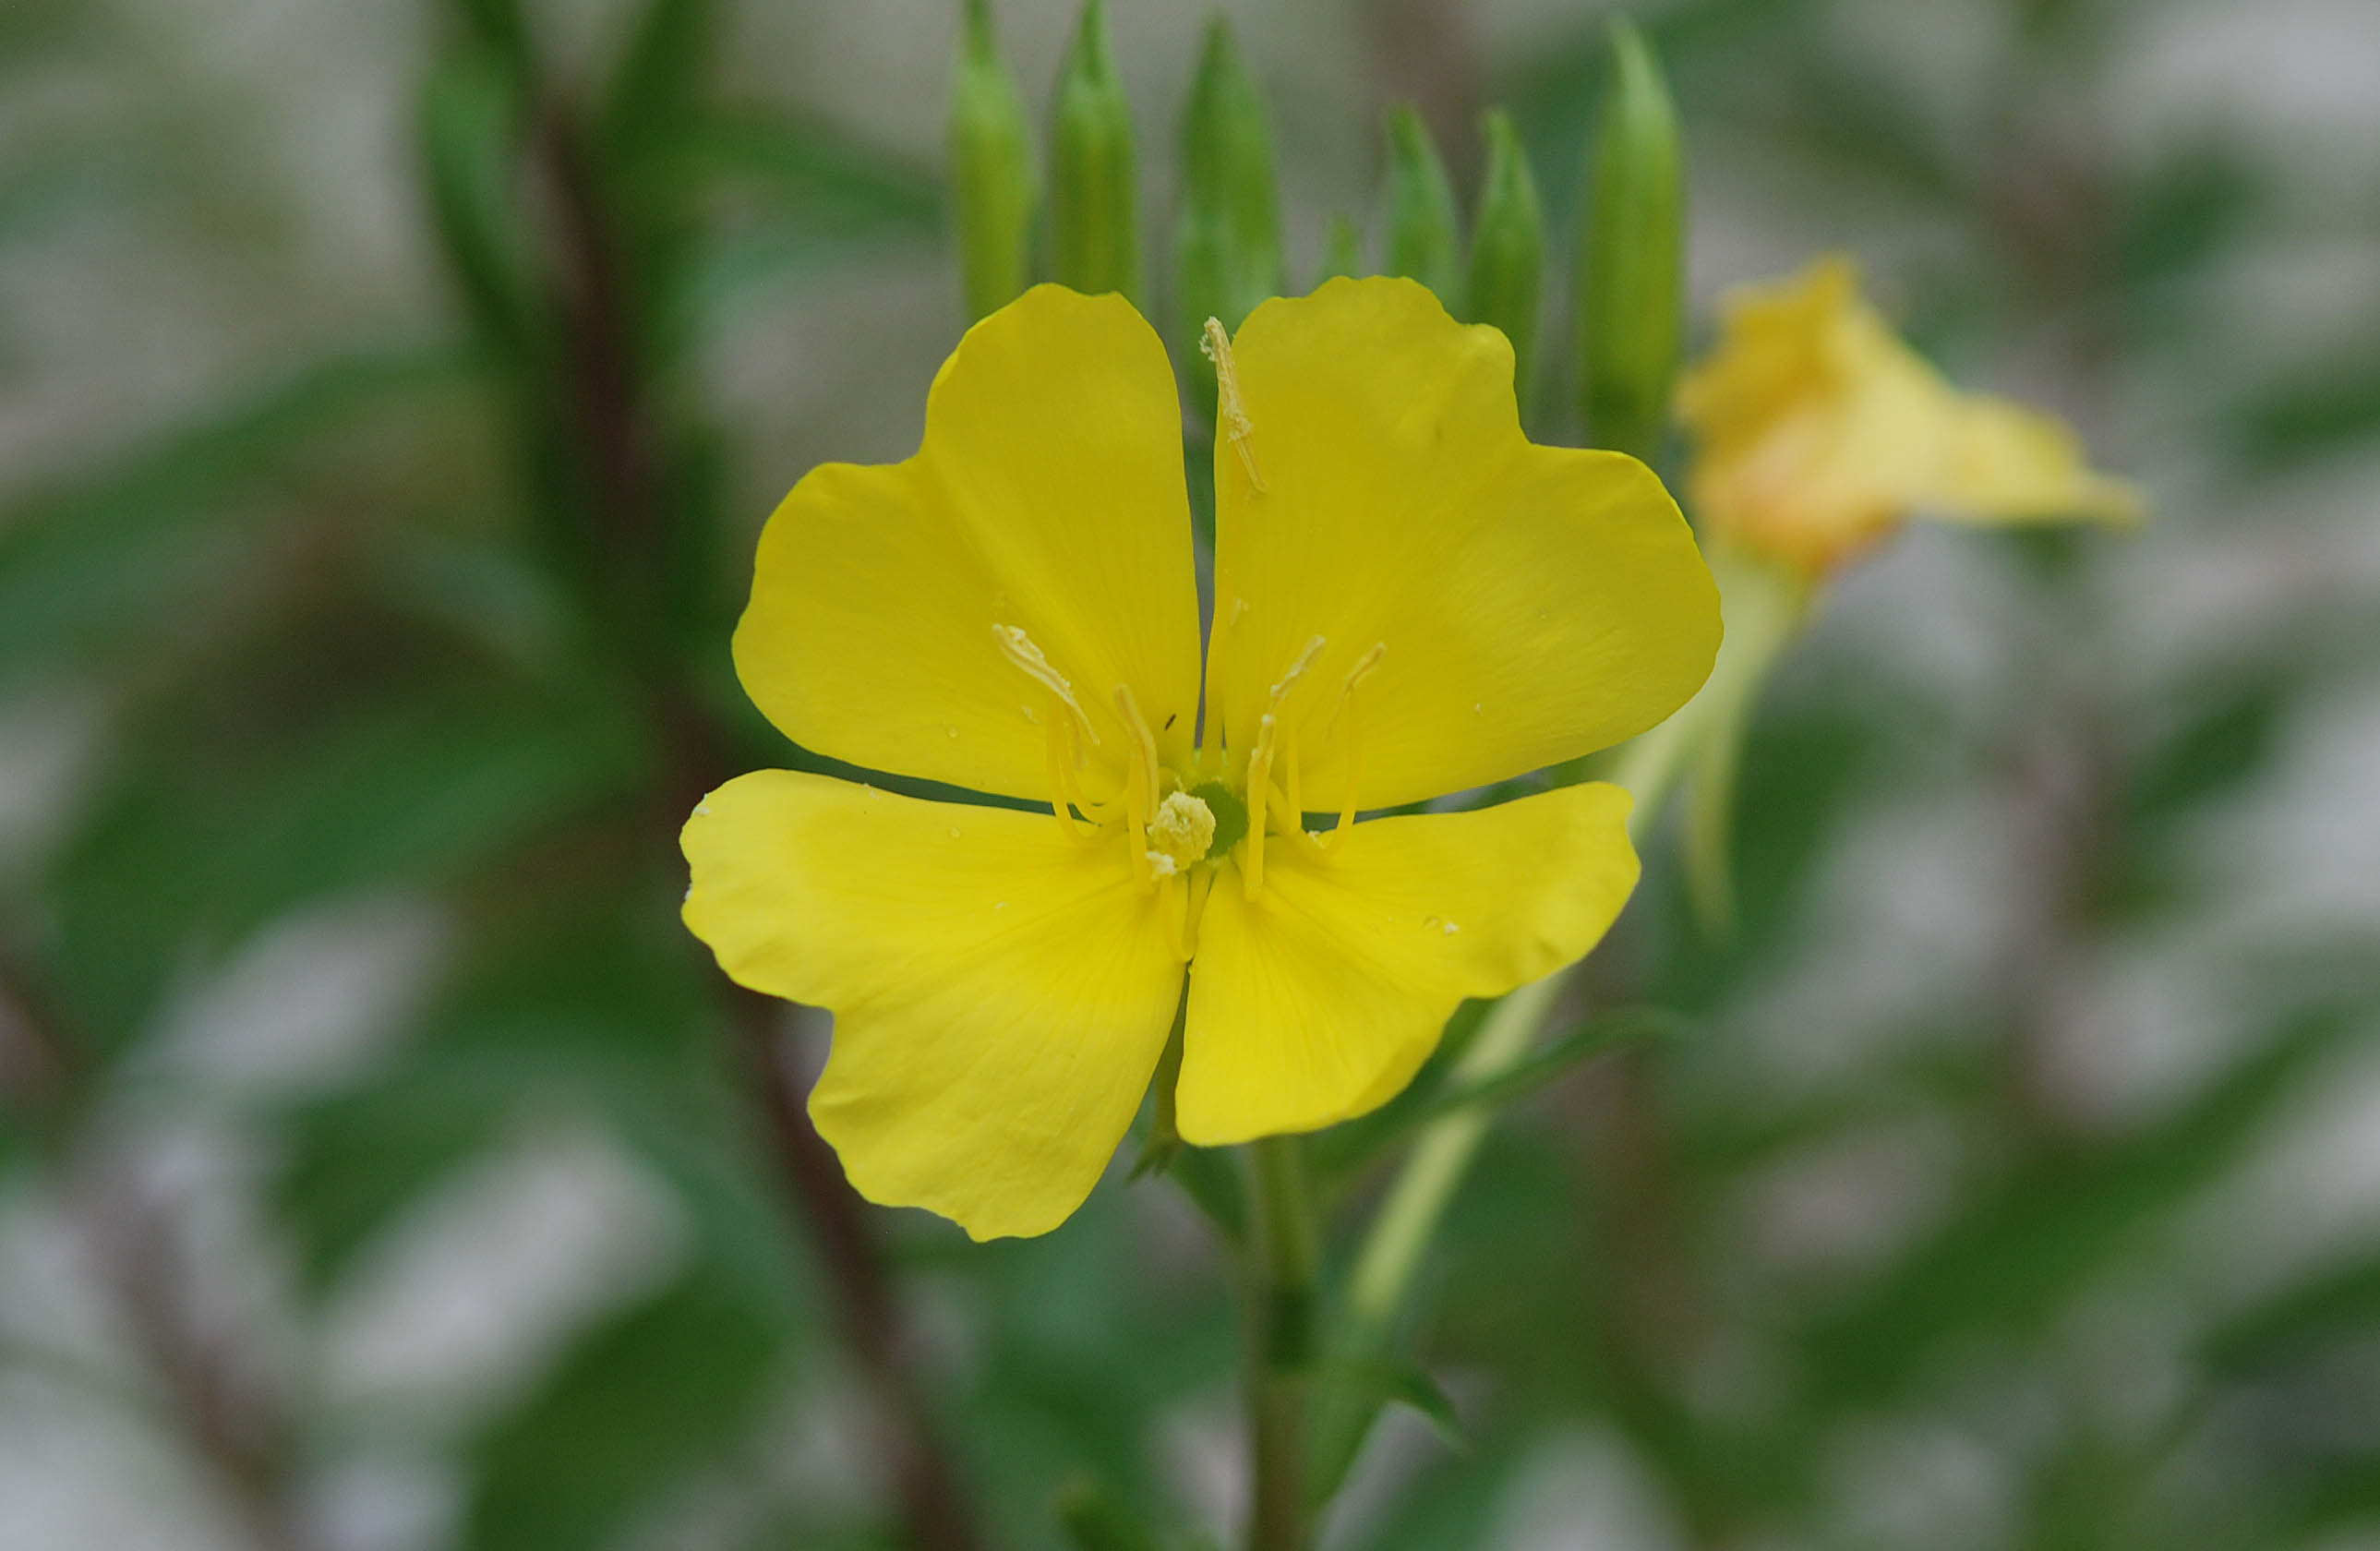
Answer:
[[2, 0, 2377, 1548]]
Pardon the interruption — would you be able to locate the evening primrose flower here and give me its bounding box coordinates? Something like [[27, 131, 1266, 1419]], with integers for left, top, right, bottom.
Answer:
[[1676, 257, 2141, 575], [682, 278, 1720, 1239]]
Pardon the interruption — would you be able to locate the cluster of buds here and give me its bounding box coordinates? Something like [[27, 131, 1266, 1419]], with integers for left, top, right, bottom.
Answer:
[[948, 0, 1684, 443]]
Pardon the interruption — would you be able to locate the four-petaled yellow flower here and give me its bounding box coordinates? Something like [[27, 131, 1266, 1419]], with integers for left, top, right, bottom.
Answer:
[[682, 278, 1720, 1239], [1677, 257, 2141, 575]]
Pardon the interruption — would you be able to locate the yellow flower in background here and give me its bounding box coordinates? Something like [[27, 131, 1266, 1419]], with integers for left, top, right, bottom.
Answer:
[[1676, 257, 2141, 575], [682, 278, 1720, 1239]]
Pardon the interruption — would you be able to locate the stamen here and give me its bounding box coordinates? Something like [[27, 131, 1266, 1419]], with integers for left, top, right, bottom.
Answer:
[[993, 624, 1100, 750], [1270, 633, 1326, 707], [1319, 642, 1386, 847], [1201, 318, 1268, 494], [1244, 711, 1279, 899], [1112, 684, 1161, 819]]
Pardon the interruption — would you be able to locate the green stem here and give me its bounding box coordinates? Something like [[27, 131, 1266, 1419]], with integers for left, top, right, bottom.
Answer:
[[1246, 1135, 1317, 1551], [1310, 711, 1701, 1500]]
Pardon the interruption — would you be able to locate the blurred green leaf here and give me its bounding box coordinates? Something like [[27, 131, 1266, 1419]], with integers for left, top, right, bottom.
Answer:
[[2230, 336, 2380, 471], [1055, 1473, 1162, 1551], [1318, 1359, 1468, 1451], [602, 0, 716, 153], [465, 1264, 791, 1551], [49, 691, 643, 1052], [0, 343, 474, 689], [421, 48, 543, 358], [274, 917, 711, 1291], [1313, 1008, 1690, 1180], [2203, 1249, 2380, 1380], [1806, 1010, 2350, 1403]]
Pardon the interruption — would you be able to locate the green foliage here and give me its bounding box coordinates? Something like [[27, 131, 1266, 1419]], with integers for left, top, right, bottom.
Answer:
[[1462, 110, 1546, 418], [1174, 15, 1281, 410], [1382, 106, 1460, 306], [1314, 214, 1364, 286], [1048, 0, 1140, 303], [465, 1265, 792, 1551], [4, 5, 2375, 1550], [1575, 18, 1682, 461], [949, 0, 1037, 323]]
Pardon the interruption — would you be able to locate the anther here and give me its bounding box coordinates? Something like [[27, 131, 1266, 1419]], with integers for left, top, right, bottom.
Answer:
[[1202, 318, 1268, 494]]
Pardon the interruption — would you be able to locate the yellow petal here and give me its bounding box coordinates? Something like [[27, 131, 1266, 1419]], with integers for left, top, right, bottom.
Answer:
[[1207, 276, 1719, 810], [733, 285, 1203, 804], [1921, 394, 2145, 527], [1678, 257, 2138, 572], [681, 771, 1184, 1240], [1174, 782, 1640, 1145]]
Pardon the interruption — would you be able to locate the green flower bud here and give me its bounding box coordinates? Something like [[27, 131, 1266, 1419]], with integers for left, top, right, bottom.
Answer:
[[1314, 213, 1364, 286], [1383, 105, 1460, 307], [1576, 17, 1683, 461], [1463, 109, 1545, 415], [1175, 15, 1281, 411], [1049, 0, 1140, 302], [948, 0, 1036, 323]]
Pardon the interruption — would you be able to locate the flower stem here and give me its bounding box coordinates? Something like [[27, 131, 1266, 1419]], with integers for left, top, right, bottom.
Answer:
[[1245, 1134, 1318, 1551], [1310, 710, 1706, 1500]]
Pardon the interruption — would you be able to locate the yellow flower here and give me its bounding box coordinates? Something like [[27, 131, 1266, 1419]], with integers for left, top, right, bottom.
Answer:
[[681, 278, 1720, 1239], [1676, 257, 2141, 575]]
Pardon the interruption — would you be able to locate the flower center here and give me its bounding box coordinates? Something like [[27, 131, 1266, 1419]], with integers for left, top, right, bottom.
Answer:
[[1145, 790, 1216, 877], [994, 622, 1214, 961]]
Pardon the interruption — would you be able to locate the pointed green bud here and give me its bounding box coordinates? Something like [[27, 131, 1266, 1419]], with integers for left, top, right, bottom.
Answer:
[[1463, 109, 1545, 414], [1315, 213, 1364, 286], [1049, 0, 1140, 302], [1175, 14, 1281, 411], [949, 0, 1036, 323], [1383, 106, 1460, 306], [1577, 17, 1683, 461]]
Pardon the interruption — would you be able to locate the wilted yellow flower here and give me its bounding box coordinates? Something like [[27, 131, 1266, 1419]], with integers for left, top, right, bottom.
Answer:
[[682, 279, 1720, 1239], [1676, 258, 2140, 574]]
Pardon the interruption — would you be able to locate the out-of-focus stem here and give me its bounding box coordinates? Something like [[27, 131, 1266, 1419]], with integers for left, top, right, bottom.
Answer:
[[1245, 1135, 1317, 1551], [1314, 736, 1691, 1500], [529, 81, 987, 1551]]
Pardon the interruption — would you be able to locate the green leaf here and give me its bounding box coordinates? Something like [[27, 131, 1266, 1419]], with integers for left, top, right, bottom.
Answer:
[[1054, 1473, 1162, 1551], [464, 1266, 791, 1551], [0, 343, 474, 689], [272, 918, 711, 1291], [601, 0, 716, 152], [1315, 1359, 1468, 1450], [420, 48, 543, 358], [1804, 1009, 2350, 1404], [48, 691, 643, 1052], [1312, 1007, 1691, 1177], [2202, 1249, 2380, 1380]]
